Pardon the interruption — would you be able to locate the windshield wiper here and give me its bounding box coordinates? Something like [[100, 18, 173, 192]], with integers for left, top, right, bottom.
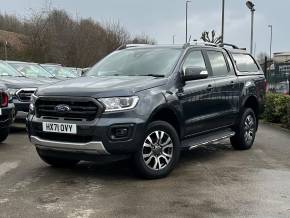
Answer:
[[140, 74, 165, 78]]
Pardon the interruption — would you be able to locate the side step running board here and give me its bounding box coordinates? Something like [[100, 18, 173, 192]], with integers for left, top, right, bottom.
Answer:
[[181, 129, 235, 150]]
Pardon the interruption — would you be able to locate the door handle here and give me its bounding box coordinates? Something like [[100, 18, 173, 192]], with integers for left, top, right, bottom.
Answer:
[[207, 84, 214, 91]]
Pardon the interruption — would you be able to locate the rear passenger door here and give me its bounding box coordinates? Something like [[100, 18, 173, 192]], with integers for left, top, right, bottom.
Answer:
[[205, 49, 239, 127]]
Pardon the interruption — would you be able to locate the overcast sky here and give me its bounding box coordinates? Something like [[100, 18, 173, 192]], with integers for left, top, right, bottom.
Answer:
[[2, 0, 289, 56]]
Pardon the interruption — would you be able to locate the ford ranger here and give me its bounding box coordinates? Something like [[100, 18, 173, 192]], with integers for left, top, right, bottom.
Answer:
[[27, 43, 266, 179]]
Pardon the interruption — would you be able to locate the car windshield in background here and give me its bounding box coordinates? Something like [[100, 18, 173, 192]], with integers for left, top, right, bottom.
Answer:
[[0, 62, 23, 77], [66, 67, 81, 76], [9, 63, 54, 78], [87, 48, 182, 77], [42, 65, 77, 78]]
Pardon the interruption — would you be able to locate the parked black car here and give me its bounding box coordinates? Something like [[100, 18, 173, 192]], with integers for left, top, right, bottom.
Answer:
[[0, 61, 44, 118], [27, 43, 266, 179], [0, 83, 14, 143]]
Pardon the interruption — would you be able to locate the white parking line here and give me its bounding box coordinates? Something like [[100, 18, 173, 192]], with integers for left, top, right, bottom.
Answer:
[[0, 161, 19, 178]]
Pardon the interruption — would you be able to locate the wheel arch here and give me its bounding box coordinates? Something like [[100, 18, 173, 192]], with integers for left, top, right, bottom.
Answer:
[[147, 104, 183, 139], [242, 95, 259, 118]]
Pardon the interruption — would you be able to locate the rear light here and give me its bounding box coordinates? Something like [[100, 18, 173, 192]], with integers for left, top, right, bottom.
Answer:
[[1, 92, 9, 107]]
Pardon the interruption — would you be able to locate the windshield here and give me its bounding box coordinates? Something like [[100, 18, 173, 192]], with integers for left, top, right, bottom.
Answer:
[[42, 65, 77, 78], [66, 67, 81, 76], [8, 63, 54, 78], [0, 62, 23, 77], [87, 48, 182, 77]]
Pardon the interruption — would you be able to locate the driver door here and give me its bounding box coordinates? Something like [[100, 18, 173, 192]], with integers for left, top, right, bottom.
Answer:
[[177, 49, 216, 136]]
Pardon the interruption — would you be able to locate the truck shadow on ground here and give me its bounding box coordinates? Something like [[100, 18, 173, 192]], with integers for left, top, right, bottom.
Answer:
[[9, 123, 234, 180], [39, 142, 234, 181]]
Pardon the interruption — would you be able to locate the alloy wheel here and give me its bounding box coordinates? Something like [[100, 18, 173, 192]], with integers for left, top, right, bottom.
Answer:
[[244, 114, 256, 144], [142, 130, 173, 171]]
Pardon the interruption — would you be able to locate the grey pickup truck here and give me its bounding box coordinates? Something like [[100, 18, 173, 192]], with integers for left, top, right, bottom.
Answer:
[[27, 42, 266, 179]]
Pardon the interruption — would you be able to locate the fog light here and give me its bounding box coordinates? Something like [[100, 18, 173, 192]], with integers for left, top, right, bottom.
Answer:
[[109, 124, 134, 140], [113, 127, 128, 138]]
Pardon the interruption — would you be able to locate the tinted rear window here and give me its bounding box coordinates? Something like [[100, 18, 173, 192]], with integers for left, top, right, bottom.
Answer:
[[232, 53, 259, 72]]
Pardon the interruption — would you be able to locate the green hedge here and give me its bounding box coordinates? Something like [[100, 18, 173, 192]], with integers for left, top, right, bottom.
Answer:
[[263, 93, 290, 128]]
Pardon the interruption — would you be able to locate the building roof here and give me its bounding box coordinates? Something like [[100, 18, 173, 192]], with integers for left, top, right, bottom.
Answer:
[[273, 52, 290, 64], [274, 52, 290, 57]]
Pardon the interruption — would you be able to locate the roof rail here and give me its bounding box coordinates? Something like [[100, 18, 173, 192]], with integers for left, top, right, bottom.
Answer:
[[218, 43, 239, 49], [116, 44, 151, 50], [183, 40, 218, 48]]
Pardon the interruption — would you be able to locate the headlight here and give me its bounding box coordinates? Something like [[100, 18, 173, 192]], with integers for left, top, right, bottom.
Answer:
[[29, 93, 38, 114], [98, 96, 139, 112]]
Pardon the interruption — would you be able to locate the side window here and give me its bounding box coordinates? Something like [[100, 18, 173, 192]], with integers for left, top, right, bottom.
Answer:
[[232, 53, 259, 72], [183, 50, 206, 71], [207, 51, 229, 77]]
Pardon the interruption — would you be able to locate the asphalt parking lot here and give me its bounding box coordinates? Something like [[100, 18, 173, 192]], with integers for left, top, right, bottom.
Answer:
[[0, 122, 290, 218]]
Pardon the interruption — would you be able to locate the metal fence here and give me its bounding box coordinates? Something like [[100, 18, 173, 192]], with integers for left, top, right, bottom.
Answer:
[[265, 63, 290, 94]]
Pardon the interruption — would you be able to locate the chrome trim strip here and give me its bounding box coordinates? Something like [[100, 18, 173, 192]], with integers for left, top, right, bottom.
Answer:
[[16, 88, 37, 102], [30, 136, 110, 155], [16, 88, 37, 95], [189, 132, 235, 150]]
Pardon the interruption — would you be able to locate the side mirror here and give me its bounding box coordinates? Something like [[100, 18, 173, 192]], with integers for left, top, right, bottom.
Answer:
[[183, 66, 208, 81]]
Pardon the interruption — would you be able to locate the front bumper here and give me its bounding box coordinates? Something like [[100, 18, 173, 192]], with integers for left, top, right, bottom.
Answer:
[[27, 114, 147, 156], [0, 103, 14, 129], [30, 135, 109, 155]]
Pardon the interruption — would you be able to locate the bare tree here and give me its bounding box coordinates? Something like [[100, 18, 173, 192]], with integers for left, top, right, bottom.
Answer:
[[0, 5, 155, 67], [257, 52, 269, 62], [103, 21, 131, 53], [201, 30, 222, 44], [130, 33, 156, 45]]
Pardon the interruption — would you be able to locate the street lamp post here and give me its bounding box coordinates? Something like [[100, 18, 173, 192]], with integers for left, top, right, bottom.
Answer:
[[185, 0, 191, 43], [268, 25, 273, 59], [221, 0, 225, 44], [4, 41, 8, 60], [246, 1, 255, 55]]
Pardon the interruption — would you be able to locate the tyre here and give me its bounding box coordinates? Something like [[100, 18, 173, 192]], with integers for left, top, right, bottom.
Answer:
[[36, 148, 80, 167], [231, 108, 257, 150], [132, 121, 181, 179], [0, 128, 9, 143]]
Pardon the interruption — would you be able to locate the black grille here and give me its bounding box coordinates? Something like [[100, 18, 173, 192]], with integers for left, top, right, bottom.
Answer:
[[16, 89, 36, 102], [36, 97, 101, 121]]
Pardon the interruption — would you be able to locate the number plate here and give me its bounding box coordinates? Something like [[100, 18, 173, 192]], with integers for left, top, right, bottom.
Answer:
[[42, 122, 77, 134]]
